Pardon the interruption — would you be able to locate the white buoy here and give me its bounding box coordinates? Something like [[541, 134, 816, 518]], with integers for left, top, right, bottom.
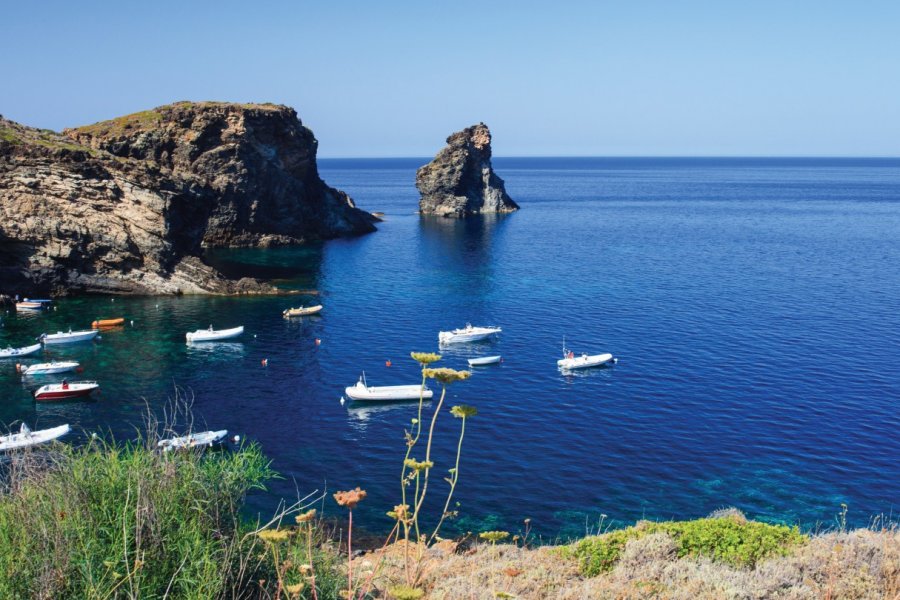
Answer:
[[130, 320, 134, 326], [253, 334, 257, 338], [340, 396, 345, 406], [233, 434, 241, 443], [155, 304, 159, 309]]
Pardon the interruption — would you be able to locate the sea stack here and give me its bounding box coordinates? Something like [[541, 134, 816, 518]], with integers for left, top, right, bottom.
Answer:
[[0, 102, 377, 296], [416, 123, 519, 217]]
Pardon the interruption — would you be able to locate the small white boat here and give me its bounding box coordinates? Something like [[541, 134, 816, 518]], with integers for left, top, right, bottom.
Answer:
[[16, 301, 44, 312], [468, 355, 502, 366], [438, 323, 502, 345], [344, 373, 433, 402], [34, 381, 99, 401], [0, 423, 71, 451], [18, 361, 80, 375], [283, 305, 323, 318], [41, 329, 99, 345], [557, 338, 617, 371], [186, 325, 244, 343], [0, 343, 42, 358], [157, 430, 229, 451]]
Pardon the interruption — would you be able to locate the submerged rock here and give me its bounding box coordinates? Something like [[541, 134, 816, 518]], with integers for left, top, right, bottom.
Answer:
[[0, 102, 377, 295], [416, 123, 519, 217]]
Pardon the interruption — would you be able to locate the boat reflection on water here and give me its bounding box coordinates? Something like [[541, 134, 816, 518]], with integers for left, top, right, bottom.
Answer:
[[185, 342, 246, 359], [345, 399, 431, 431]]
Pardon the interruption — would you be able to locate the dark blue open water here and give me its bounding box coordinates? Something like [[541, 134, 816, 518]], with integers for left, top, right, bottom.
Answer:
[[2, 158, 898, 537]]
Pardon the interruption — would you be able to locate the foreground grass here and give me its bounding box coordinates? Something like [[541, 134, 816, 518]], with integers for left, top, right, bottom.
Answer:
[[0, 438, 274, 599]]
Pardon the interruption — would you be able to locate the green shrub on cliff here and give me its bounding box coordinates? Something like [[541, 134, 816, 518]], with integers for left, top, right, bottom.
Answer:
[[564, 515, 807, 576]]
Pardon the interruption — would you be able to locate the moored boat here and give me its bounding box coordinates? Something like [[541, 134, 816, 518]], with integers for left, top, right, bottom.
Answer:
[[18, 361, 80, 375], [467, 355, 502, 366], [0, 423, 71, 451], [41, 329, 100, 344], [157, 430, 229, 451], [186, 325, 244, 343], [0, 343, 43, 358], [15, 301, 44, 312], [283, 305, 323, 318], [344, 373, 433, 402], [92, 317, 125, 328], [33, 381, 99, 401], [438, 323, 502, 345]]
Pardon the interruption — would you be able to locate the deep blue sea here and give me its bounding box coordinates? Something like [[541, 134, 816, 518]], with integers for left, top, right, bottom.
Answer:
[[2, 157, 899, 537]]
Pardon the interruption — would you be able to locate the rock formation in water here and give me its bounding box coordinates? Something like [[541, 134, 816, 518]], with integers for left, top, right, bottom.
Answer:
[[0, 102, 377, 295], [416, 123, 519, 217]]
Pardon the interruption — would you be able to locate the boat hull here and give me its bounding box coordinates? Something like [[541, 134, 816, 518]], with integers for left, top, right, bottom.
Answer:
[[283, 305, 323, 317], [557, 353, 616, 370], [16, 302, 44, 311], [0, 343, 43, 358], [158, 430, 228, 451], [438, 326, 502, 345], [468, 355, 502, 366], [0, 424, 71, 451], [186, 326, 244, 343], [42, 330, 99, 344], [34, 382, 98, 401], [92, 318, 125, 328], [345, 384, 434, 402], [22, 362, 80, 375]]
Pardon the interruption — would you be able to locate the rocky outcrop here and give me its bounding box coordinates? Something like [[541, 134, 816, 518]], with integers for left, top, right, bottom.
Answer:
[[416, 123, 519, 217], [0, 102, 377, 295]]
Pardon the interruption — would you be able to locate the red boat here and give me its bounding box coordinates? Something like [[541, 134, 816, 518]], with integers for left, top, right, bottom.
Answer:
[[33, 381, 99, 402]]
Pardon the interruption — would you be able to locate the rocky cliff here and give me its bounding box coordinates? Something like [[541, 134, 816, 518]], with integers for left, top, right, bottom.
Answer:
[[416, 123, 519, 217], [0, 102, 376, 295]]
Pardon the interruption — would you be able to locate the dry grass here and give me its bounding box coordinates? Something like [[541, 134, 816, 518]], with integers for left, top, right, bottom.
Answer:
[[356, 524, 899, 599]]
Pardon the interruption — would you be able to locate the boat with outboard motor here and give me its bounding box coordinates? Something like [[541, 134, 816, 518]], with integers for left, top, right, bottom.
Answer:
[[186, 325, 244, 343], [557, 338, 617, 371], [18, 361, 80, 376], [0, 343, 42, 358], [41, 329, 99, 344], [283, 305, 323, 318], [438, 323, 502, 345], [0, 423, 71, 451], [344, 372, 433, 402], [158, 430, 230, 451], [33, 381, 99, 401]]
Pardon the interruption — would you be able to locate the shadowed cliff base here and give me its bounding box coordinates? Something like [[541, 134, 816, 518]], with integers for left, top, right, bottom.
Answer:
[[0, 102, 378, 296]]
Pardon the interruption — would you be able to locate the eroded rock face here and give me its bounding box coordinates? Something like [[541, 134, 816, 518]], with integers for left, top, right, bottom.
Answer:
[[0, 102, 377, 295], [416, 123, 519, 217]]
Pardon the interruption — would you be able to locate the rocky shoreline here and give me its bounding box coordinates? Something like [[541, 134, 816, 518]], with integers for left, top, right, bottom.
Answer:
[[0, 102, 377, 297]]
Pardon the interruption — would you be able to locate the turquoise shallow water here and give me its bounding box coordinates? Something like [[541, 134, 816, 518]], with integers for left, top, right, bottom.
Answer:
[[1, 158, 899, 537]]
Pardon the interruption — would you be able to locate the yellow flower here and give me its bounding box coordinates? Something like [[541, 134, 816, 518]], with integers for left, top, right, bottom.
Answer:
[[388, 584, 425, 600], [387, 503, 411, 521], [257, 528, 291, 543], [286, 582, 305, 595], [404, 458, 434, 471], [410, 351, 441, 365], [423, 367, 471, 384], [479, 530, 510, 543], [295, 509, 317, 524], [451, 404, 478, 418]]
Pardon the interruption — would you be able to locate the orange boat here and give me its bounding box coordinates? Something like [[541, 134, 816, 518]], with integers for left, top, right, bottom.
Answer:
[[91, 317, 125, 329]]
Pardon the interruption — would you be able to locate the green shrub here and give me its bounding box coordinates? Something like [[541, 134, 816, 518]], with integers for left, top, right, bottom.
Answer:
[[0, 438, 274, 599], [563, 517, 807, 576]]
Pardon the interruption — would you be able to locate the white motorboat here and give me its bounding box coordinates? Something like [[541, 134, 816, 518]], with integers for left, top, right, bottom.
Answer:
[[34, 381, 99, 401], [41, 329, 99, 345], [0, 343, 42, 358], [18, 361, 80, 376], [467, 355, 502, 366], [0, 423, 70, 451], [344, 373, 433, 402], [438, 323, 502, 345], [557, 338, 617, 371], [158, 430, 229, 451], [186, 325, 244, 343], [16, 301, 44, 311]]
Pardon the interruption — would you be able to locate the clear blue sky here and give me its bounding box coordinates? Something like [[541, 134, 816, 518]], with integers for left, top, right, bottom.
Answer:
[[3, 0, 898, 157]]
